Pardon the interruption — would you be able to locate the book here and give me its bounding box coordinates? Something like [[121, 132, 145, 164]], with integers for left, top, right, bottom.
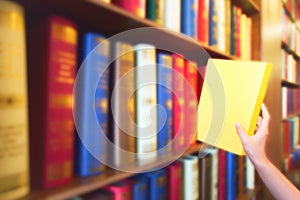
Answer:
[[172, 54, 186, 152], [208, 0, 218, 47], [157, 52, 173, 155], [216, 0, 226, 52], [0, 1, 29, 199], [146, 0, 164, 25], [28, 15, 77, 188], [110, 41, 136, 167], [142, 169, 167, 200], [226, 152, 237, 200], [74, 32, 109, 177], [230, 5, 236, 56], [135, 43, 157, 161], [246, 156, 255, 190], [103, 181, 132, 200], [164, 0, 181, 32], [198, 59, 272, 155], [181, 0, 198, 39], [112, 0, 146, 18], [210, 149, 218, 200], [130, 175, 149, 200], [197, 0, 209, 44], [80, 190, 114, 200], [217, 149, 227, 200], [199, 152, 212, 200], [180, 155, 199, 200], [166, 161, 182, 200]]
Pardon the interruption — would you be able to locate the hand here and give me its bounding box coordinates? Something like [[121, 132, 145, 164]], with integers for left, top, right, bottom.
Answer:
[[235, 104, 270, 166]]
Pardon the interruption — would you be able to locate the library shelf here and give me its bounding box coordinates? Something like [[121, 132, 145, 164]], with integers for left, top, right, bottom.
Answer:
[[281, 41, 300, 60], [231, 0, 260, 16], [21, 143, 203, 200], [282, 112, 300, 121], [281, 79, 300, 88], [237, 186, 263, 200]]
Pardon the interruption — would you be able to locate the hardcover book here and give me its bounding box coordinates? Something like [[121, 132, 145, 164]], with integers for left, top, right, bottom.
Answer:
[[167, 161, 182, 200], [142, 169, 167, 200], [198, 59, 272, 155], [28, 15, 77, 188], [181, 0, 198, 39], [103, 181, 132, 200], [75, 32, 109, 177], [0, 1, 29, 199], [130, 175, 149, 200]]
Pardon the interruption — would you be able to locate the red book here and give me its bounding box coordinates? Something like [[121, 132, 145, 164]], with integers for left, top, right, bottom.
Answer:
[[112, 0, 146, 18], [167, 161, 183, 200], [283, 120, 291, 155], [197, 0, 209, 44], [217, 149, 227, 200], [184, 59, 198, 146], [172, 54, 185, 152], [103, 181, 132, 200], [235, 6, 242, 58], [28, 16, 77, 188]]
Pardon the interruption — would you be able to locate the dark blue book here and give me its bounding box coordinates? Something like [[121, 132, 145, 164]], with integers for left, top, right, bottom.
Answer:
[[226, 152, 237, 200], [142, 169, 167, 200], [181, 0, 198, 38], [157, 52, 173, 155], [75, 32, 110, 176], [209, 0, 218, 46], [130, 175, 149, 200]]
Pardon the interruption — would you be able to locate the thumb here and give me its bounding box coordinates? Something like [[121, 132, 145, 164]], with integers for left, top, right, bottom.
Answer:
[[236, 122, 248, 144]]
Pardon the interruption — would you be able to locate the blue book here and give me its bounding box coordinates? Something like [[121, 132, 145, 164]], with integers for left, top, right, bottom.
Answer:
[[209, 0, 218, 46], [226, 152, 237, 200], [157, 52, 173, 155], [130, 175, 149, 200], [75, 32, 110, 176], [181, 0, 198, 38], [142, 169, 167, 200]]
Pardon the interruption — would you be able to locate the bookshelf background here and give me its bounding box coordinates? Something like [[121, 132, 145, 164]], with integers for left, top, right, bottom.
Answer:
[[1, 0, 283, 199]]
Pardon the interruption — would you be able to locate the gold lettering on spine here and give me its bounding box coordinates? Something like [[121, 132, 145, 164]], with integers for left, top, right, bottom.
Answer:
[[50, 94, 73, 109], [47, 161, 72, 181], [52, 23, 77, 44]]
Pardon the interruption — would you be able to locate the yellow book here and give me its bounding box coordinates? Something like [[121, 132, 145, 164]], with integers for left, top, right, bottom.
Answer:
[[197, 59, 272, 155], [0, 1, 29, 199]]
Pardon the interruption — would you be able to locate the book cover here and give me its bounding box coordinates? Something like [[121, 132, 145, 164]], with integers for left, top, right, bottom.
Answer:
[[130, 175, 149, 200], [157, 52, 173, 155], [208, 0, 218, 47], [112, 0, 146, 18], [142, 168, 167, 200], [103, 181, 132, 200], [180, 155, 199, 200], [74, 32, 109, 177], [28, 15, 77, 188], [226, 152, 237, 200], [172, 54, 185, 152], [198, 59, 272, 155], [110, 41, 136, 167], [0, 1, 29, 199], [135, 43, 157, 161], [184, 59, 199, 146], [181, 0, 198, 39], [167, 161, 182, 200], [164, 0, 181, 32], [197, 0, 209, 44]]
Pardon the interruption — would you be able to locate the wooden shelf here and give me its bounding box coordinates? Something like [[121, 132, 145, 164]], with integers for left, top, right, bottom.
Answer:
[[281, 41, 300, 60], [231, 0, 260, 16], [282, 112, 300, 121], [21, 143, 203, 200], [20, 0, 235, 61], [237, 186, 263, 200], [281, 79, 300, 88]]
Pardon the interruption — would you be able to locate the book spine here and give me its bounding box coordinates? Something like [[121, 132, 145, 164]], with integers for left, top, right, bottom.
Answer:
[[135, 44, 157, 161], [0, 1, 29, 199], [145, 169, 167, 200], [112, 0, 146, 18], [235, 6, 242, 58], [216, 0, 226, 52], [130, 176, 149, 200], [167, 162, 182, 200], [181, 0, 198, 39], [217, 150, 227, 200], [157, 52, 173, 155], [111, 41, 136, 166], [246, 156, 255, 190], [75, 32, 109, 176], [208, 0, 218, 47], [184, 59, 198, 146], [29, 15, 77, 188], [146, 0, 156, 20], [197, 0, 209, 44], [226, 152, 237, 200], [103, 181, 132, 200], [164, 0, 181, 32], [180, 155, 199, 200], [230, 5, 236, 56], [211, 149, 218, 200], [172, 54, 185, 152], [224, 0, 231, 54]]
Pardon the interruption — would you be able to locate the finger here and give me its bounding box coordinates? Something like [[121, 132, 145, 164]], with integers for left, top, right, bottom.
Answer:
[[236, 122, 248, 144], [260, 103, 270, 131], [257, 116, 262, 127]]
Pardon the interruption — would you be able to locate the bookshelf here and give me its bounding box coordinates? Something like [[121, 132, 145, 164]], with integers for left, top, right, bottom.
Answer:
[[4, 0, 266, 199]]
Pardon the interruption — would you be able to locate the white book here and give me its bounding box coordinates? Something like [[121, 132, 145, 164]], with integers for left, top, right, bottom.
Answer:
[[246, 156, 255, 190], [216, 0, 226, 52], [210, 149, 218, 200], [282, 87, 287, 118], [134, 43, 157, 161], [164, 0, 181, 32], [180, 155, 199, 200]]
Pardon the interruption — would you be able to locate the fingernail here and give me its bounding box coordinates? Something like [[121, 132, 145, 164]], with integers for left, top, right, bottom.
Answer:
[[236, 123, 240, 128]]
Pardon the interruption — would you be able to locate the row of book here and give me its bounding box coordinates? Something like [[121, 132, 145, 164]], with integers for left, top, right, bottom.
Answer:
[[282, 87, 300, 118], [282, 146, 300, 172], [282, 8, 300, 56], [110, 0, 252, 59], [282, 116, 300, 155], [71, 150, 255, 200], [281, 49, 299, 83]]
